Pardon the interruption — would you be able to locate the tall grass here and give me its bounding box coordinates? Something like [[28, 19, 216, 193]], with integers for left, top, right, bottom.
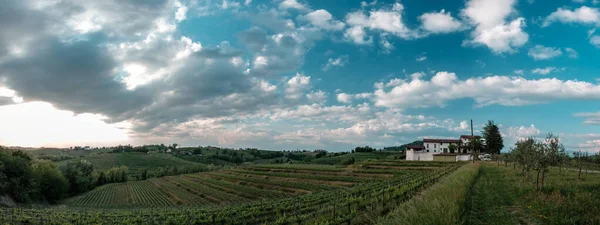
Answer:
[[378, 163, 480, 225]]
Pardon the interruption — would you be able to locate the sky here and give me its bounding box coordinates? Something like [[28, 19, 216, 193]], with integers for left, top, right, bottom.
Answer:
[[0, 0, 599, 152]]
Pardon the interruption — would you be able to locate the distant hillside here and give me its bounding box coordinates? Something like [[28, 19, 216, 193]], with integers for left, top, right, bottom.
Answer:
[[80, 152, 202, 176], [383, 140, 423, 152]]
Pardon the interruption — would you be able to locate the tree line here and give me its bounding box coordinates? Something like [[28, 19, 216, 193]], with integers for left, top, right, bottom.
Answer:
[[502, 133, 566, 191], [0, 147, 135, 204]]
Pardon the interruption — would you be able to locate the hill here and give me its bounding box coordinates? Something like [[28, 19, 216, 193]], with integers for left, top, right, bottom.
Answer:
[[80, 152, 203, 176]]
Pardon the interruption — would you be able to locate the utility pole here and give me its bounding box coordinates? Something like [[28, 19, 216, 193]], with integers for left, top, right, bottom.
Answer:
[[471, 119, 475, 163]]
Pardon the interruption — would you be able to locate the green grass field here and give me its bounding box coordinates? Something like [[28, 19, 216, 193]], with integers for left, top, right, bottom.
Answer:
[[466, 163, 600, 225]]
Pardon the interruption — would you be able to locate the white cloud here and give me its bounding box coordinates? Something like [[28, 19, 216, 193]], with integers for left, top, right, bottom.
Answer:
[[175, 1, 188, 22], [344, 26, 372, 45], [298, 9, 345, 31], [345, 3, 415, 39], [527, 45, 562, 60], [462, 0, 529, 54], [336, 92, 372, 103], [372, 71, 600, 109], [419, 9, 464, 33], [337, 93, 353, 103], [361, 0, 378, 7], [221, 0, 241, 9], [513, 69, 524, 75], [576, 0, 600, 4], [507, 124, 540, 139], [379, 34, 394, 54], [306, 90, 328, 103], [591, 35, 600, 47], [580, 139, 600, 152], [416, 52, 427, 61], [279, 0, 307, 11], [531, 67, 559, 75], [543, 6, 600, 27], [574, 111, 600, 124], [245, 0, 252, 6], [565, 47, 579, 58], [322, 55, 348, 71], [285, 73, 311, 99]]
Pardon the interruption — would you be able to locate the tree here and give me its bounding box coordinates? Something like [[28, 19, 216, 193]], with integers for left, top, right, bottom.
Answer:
[[574, 150, 584, 179], [534, 133, 562, 190], [354, 146, 375, 153], [60, 159, 95, 195], [483, 120, 504, 154], [96, 171, 107, 186], [448, 144, 457, 154], [468, 137, 484, 155], [511, 133, 562, 191], [32, 160, 69, 202], [0, 150, 36, 203], [513, 138, 536, 180]]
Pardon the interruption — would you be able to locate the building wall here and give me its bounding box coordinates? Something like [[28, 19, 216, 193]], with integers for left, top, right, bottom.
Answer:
[[456, 155, 472, 161], [424, 142, 458, 153], [406, 150, 434, 161]]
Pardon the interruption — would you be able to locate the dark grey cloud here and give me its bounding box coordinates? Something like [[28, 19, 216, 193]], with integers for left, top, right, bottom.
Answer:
[[238, 27, 269, 52], [130, 46, 281, 132], [0, 0, 323, 139], [0, 37, 155, 119]]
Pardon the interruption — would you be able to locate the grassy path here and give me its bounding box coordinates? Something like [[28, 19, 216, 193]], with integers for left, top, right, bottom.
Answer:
[[378, 163, 480, 225], [465, 164, 525, 225]]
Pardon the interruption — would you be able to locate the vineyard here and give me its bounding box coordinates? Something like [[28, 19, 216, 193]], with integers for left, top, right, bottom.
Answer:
[[0, 160, 463, 224]]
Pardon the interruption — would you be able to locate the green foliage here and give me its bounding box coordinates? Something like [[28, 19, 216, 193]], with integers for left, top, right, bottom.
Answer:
[[468, 137, 484, 154], [354, 146, 376, 153], [0, 149, 69, 203], [0, 150, 36, 202], [448, 144, 457, 154], [60, 159, 95, 195], [32, 160, 69, 202], [341, 157, 355, 165], [315, 150, 327, 158], [482, 120, 504, 154], [510, 133, 563, 190]]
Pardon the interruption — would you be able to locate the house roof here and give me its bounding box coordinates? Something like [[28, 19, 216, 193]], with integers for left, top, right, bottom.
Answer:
[[423, 139, 461, 143], [406, 145, 425, 150], [460, 135, 482, 139]]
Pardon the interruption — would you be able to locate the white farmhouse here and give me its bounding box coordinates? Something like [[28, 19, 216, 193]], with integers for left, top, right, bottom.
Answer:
[[405, 135, 485, 161]]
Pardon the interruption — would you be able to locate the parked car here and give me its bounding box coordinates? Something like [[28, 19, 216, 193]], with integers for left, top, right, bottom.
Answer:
[[478, 154, 492, 161]]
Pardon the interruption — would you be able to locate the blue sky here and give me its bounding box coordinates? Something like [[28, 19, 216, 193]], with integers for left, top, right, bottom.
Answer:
[[0, 0, 599, 152]]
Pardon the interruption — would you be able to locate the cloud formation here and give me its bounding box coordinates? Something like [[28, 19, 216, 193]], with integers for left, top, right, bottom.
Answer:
[[372, 71, 600, 109], [462, 0, 529, 54]]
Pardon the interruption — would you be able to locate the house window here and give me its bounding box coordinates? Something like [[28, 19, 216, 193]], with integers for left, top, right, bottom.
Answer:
[[427, 150, 429, 152], [434, 144, 436, 148], [427, 144, 429, 148], [434, 150, 436, 152]]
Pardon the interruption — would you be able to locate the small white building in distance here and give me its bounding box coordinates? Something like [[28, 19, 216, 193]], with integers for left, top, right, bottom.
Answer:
[[405, 135, 484, 161]]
